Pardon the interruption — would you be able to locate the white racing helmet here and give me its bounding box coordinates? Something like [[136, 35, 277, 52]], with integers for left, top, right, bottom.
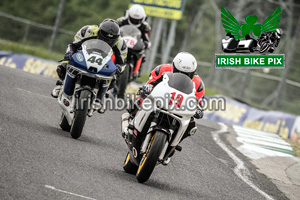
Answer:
[[275, 28, 283, 37], [128, 4, 146, 27], [172, 52, 197, 78]]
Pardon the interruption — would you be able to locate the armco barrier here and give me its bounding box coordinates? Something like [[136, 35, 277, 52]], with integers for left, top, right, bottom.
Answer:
[[0, 51, 58, 79], [205, 97, 300, 140]]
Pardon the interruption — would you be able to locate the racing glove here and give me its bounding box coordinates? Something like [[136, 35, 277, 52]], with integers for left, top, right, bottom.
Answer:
[[64, 51, 73, 60], [194, 108, 204, 119], [143, 84, 153, 94]]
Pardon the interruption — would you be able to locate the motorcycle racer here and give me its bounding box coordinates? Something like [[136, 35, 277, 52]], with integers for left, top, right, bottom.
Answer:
[[116, 4, 151, 76], [257, 28, 283, 53], [125, 52, 205, 164], [51, 19, 128, 100]]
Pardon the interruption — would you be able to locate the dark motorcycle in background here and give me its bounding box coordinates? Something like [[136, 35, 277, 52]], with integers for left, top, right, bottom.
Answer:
[[114, 25, 145, 99]]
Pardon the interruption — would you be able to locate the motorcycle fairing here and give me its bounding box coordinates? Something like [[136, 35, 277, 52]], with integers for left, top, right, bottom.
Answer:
[[134, 73, 197, 146], [68, 39, 116, 77]]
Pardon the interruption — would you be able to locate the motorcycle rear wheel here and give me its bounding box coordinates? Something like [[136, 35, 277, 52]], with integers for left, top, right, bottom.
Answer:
[[116, 64, 129, 99], [136, 131, 167, 183], [123, 152, 138, 175], [70, 90, 90, 139]]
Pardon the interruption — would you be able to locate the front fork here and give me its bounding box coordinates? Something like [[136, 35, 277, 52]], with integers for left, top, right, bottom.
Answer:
[[63, 73, 110, 115]]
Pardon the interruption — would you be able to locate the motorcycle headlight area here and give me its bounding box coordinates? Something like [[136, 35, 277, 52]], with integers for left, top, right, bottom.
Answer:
[[67, 64, 113, 82], [67, 65, 80, 77]]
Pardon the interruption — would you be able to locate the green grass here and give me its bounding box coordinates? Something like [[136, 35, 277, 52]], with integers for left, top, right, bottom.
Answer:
[[135, 73, 150, 83], [0, 39, 62, 61], [285, 139, 300, 157], [204, 88, 219, 96]]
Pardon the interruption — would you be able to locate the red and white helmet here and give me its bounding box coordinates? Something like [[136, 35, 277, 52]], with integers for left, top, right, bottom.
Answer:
[[128, 4, 146, 27], [172, 52, 197, 78]]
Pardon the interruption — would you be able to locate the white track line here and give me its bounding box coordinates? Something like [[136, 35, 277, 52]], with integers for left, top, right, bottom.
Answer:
[[45, 185, 97, 200], [212, 123, 275, 200]]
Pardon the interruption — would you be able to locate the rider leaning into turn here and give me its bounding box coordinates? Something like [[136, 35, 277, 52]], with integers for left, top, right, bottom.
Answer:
[[51, 19, 128, 99], [126, 52, 205, 164], [116, 4, 151, 75], [258, 28, 282, 52]]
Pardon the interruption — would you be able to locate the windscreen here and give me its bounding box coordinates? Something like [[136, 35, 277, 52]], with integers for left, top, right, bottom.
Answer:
[[120, 25, 141, 38], [166, 72, 194, 94], [81, 39, 111, 58]]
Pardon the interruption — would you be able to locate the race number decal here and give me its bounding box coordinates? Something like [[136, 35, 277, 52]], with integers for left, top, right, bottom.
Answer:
[[87, 56, 102, 65], [123, 36, 137, 48], [169, 92, 184, 108]]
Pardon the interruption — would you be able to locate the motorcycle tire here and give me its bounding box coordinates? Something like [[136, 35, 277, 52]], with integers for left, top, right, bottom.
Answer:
[[259, 43, 270, 53], [116, 64, 129, 99], [59, 113, 71, 132], [123, 152, 138, 175], [70, 90, 90, 139], [136, 131, 167, 183]]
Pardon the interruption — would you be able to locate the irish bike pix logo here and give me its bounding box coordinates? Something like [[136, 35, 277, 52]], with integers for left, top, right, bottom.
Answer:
[[215, 6, 285, 69]]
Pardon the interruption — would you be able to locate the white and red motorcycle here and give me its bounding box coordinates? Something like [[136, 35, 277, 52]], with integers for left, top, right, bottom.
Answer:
[[121, 72, 198, 183]]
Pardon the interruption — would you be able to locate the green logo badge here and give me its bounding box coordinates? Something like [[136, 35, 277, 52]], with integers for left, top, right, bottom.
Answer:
[[216, 7, 285, 68], [221, 7, 281, 39]]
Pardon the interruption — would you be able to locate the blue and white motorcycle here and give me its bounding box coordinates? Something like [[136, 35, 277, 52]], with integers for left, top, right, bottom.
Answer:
[[57, 39, 117, 139]]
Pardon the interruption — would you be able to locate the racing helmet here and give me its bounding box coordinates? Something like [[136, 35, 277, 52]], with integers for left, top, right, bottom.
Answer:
[[275, 28, 283, 37], [128, 4, 146, 27], [172, 52, 197, 79], [98, 19, 120, 47]]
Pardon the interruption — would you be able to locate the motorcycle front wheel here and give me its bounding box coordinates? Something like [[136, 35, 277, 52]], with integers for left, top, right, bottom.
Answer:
[[123, 151, 138, 175], [259, 43, 270, 53], [136, 131, 167, 183], [70, 90, 90, 139]]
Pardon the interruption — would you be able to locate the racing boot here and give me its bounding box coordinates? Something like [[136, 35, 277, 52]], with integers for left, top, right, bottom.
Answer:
[[88, 98, 104, 117], [162, 145, 182, 165], [121, 112, 136, 144], [162, 119, 197, 165], [121, 112, 131, 139], [51, 62, 67, 98], [51, 80, 63, 98], [162, 157, 171, 165]]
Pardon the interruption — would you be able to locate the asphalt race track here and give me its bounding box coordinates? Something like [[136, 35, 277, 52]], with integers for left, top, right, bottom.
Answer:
[[0, 66, 288, 200]]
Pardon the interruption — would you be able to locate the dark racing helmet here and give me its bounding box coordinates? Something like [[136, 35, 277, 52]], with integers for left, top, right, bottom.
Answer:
[[98, 19, 120, 47]]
